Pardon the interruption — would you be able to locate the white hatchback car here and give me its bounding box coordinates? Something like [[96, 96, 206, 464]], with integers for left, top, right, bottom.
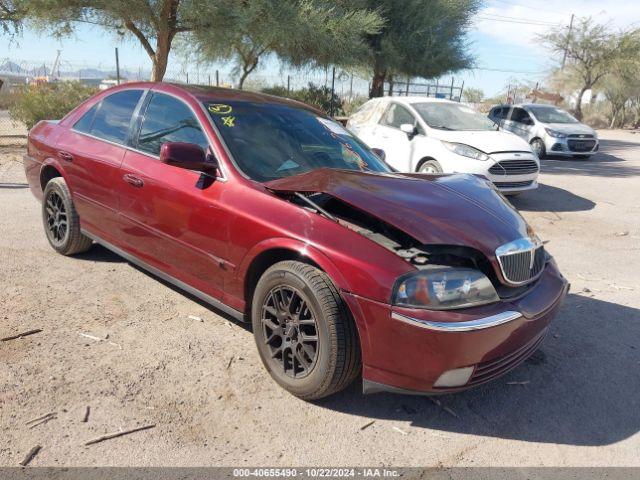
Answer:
[[348, 97, 539, 195]]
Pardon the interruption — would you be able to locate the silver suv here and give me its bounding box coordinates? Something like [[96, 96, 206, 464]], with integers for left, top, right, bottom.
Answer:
[[488, 103, 599, 159]]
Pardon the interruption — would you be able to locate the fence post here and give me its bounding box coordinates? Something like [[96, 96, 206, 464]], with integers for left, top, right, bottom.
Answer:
[[405, 76, 410, 96], [449, 77, 454, 100], [459, 81, 465, 102], [208, 74, 211, 86], [350, 74, 353, 99], [330, 66, 336, 117], [115, 48, 121, 85], [216, 70, 219, 86], [287, 75, 291, 94]]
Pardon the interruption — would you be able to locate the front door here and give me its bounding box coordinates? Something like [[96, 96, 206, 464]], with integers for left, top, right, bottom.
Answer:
[[375, 103, 417, 171], [116, 92, 229, 297]]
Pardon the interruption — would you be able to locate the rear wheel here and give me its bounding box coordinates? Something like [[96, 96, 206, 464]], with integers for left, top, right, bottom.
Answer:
[[530, 138, 546, 159], [251, 261, 360, 400], [42, 177, 93, 255], [417, 159, 443, 174]]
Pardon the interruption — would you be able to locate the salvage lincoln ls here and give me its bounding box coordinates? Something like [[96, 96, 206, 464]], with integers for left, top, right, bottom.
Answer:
[[24, 83, 568, 399]]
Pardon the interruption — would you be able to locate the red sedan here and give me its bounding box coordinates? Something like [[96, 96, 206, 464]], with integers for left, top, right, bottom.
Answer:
[[24, 83, 568, 399]]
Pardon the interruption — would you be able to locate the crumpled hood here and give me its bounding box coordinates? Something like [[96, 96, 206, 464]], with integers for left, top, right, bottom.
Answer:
[[430, 129, 532, 154], [265, 169, 530, 259]]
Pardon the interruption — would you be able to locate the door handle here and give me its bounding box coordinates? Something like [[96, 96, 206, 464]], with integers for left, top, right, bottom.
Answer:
[[123, 173, 144, 188], [58, 151, 73, 162]]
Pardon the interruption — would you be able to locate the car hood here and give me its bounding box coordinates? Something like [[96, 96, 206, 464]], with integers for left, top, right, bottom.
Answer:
[[265, 169, 530, 259], [430, 129, 532, 154], [544, 122, 595, 135]]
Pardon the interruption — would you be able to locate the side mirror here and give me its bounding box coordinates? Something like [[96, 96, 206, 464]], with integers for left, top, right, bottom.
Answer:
[[371, 148, 386, 161], [160, 142, 218, 175], [400, 123, 417, 138]]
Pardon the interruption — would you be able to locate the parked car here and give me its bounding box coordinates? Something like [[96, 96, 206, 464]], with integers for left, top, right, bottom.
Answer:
[[24, 83, 568, 399], [347, 97, 540, 195], [488, 103, 599, 159]]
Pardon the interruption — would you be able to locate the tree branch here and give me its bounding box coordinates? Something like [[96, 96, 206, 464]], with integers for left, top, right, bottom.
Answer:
[[124, 19, 156, 59]]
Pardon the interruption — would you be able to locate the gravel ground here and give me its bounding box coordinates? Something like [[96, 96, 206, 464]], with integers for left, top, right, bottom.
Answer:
[[1, 130, 639, 467]]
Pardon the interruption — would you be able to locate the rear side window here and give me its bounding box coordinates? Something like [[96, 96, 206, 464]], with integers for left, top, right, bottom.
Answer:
[[74, 90, 143, 144], [380, 103, 416, 129], [136, 93, 208, 156]]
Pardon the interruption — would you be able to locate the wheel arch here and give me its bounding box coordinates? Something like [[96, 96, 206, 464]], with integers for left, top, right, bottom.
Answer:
[[39, 159, 67, 191], [415, 156, 437, 172], [240, 239, 352, 316]]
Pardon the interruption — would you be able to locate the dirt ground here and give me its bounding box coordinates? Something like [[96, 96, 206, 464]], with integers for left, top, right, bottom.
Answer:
[[1, 130, 639, 467]]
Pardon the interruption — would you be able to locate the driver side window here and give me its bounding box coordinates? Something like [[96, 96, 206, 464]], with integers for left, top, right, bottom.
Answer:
[[380, 103, 416, 129], [510, 108, 532, 125]]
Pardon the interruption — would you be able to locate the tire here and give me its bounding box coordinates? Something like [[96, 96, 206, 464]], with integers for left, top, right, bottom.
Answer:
[[417, 159, 443, 174], [42, 177, 93, 255], [251, 260, 360, 400], [530, 138, 546, 159]]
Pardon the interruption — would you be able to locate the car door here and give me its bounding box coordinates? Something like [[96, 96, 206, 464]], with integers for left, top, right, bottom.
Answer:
[[374, 103, 418, 171], [116, 91, 228, 296], [506, 107, 535, 141], [56, 89, 145, 241]]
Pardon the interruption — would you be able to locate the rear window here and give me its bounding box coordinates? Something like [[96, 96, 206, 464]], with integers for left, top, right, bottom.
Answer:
[[74, 89, 143, 144]]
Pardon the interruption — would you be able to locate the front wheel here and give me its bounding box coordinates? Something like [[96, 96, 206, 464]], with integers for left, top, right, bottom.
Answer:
[[42, 177, 93, 255], [530, 138, 546, 159], [251, 261, 360, 400]]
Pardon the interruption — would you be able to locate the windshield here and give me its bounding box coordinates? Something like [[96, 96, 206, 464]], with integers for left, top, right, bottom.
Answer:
[[413, 102, 496, 131], [528, 106, 578, 124], [206, 101, 391, 181]]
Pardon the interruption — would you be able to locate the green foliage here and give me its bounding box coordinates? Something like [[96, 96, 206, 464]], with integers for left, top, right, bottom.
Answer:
[[540, 17, 640, 119], [188, 0, 382, 88], [0, 0, 23, 34], [261, 83, 344, 116], [462, 87, 484, 103], [9, 81, 97, 129], [355, 0, 481, 97]]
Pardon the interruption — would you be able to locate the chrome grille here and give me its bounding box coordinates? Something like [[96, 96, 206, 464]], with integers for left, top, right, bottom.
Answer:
[[488, 159, 539, 176], [568, 133, 594, 138], [496, 238, 546, 285]]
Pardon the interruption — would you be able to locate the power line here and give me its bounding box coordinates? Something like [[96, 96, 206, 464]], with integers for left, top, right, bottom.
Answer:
[[488, 0, 572, 16], [476, 16, 561, 27]]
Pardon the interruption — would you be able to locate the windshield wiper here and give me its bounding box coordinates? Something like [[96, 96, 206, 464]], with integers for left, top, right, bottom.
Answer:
[[428, 125, 454, 130]]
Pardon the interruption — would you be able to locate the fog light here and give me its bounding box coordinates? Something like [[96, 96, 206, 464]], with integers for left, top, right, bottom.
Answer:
[[434, 366, 475, 388]]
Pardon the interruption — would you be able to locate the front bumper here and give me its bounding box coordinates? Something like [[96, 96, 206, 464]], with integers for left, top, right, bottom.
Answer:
[[544, 135, 599, 156], [342, 261, 569, 395], [452, 152, 539, 194]]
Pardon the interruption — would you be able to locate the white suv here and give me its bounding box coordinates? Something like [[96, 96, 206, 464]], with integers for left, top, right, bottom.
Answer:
[[488, 103, 599, 159], [348, 97, 539, 195]]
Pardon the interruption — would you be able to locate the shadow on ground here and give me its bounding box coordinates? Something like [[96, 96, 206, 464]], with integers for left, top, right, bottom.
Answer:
[[317, 293, 640, 447], [542, 138, 640, 177], [509, 183, 595, 213]]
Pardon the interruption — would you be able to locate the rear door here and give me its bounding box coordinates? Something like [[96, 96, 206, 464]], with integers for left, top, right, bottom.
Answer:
[[116, 91, 228, 296], [375, 103, 419, 171], [57, 89, 145, 240]]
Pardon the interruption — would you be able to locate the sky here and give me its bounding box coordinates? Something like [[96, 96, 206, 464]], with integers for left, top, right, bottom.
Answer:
[[1, 0, 639, 97]]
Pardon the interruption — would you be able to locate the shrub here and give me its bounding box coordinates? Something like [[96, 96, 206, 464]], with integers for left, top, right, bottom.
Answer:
[[261, 82, 344, 116], [9, 82, 98, 129]]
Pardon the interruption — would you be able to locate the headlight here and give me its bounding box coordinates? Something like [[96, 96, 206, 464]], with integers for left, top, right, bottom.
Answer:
[[392, 267, 500, 310], [442, 141, 491, 161], [545, 128, 567, 138]]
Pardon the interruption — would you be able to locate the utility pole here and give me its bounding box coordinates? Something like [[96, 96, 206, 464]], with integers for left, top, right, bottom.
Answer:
[[115, 48, 121, 85], [329, 67, 336, 117], [561, 13, 575, 70]]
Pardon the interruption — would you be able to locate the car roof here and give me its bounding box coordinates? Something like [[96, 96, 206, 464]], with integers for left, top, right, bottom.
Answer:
[[102, 81, 325, 115], [373, 96, 458, 107]]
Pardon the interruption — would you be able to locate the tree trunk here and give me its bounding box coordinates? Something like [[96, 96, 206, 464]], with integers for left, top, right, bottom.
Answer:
[[151, 53, 169, 82], [387, 74, 394, 96], [574, 85, 589, 121], [369, 70, 386, 98]]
